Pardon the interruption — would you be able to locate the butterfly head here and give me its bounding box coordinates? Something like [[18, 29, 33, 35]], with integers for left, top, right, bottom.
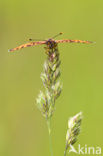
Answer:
[[46, 39, 57, 49]]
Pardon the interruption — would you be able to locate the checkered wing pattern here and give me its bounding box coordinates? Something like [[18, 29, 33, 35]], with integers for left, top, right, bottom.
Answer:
[[56, 39, 92, 44], [8, 41, 46, 52]]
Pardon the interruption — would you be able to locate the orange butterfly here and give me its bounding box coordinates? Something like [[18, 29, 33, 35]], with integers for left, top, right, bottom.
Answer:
[[8, 33, 93, 52]]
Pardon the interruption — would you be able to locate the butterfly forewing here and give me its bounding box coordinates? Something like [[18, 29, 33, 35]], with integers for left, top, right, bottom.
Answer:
[[56, 39, 92, 44], [8, 41, 46, 52]]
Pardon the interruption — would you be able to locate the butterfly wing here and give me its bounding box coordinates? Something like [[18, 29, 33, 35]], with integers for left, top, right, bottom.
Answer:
[[56, 39, 92, 44], [8, 41, 46, 52]]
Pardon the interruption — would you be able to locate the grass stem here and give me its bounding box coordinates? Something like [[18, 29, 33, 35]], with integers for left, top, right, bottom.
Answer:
[[47, 118, 53, 156]]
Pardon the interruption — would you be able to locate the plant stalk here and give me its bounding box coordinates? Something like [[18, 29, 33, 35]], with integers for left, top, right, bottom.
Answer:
[[47, 118, 53, 156]]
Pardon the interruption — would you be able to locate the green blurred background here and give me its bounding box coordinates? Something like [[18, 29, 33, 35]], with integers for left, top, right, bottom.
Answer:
[[0, 0, 103, 155]]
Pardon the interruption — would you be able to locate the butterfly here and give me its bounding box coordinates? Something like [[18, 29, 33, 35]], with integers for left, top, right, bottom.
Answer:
[[8, 33, 93, 52]]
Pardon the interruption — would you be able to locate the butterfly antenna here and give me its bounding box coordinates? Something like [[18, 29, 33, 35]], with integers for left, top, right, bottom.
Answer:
[[52, 32, 63, 39], [28, 38, 44, 41]]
